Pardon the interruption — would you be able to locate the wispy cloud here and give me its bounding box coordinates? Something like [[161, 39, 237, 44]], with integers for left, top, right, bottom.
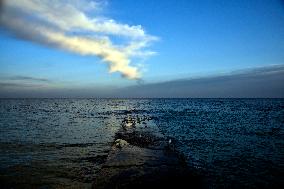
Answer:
[[0, 75, 52, 89], [0, 0, 157, 79], [0, 82, 23, 88], [9, 76, 51, 83], [0, 82, 45, 89]]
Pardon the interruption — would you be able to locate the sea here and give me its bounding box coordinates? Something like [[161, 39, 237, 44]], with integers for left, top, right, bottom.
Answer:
[[0, 98, 283, 188]]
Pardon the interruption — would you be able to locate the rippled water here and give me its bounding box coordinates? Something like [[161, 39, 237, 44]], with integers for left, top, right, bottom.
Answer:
[[0, 99, 283, 188], [152, 99, 284, 188]]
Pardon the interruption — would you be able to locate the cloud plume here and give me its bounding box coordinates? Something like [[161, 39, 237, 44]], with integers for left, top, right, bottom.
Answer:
[[0, 0, 157, 79]]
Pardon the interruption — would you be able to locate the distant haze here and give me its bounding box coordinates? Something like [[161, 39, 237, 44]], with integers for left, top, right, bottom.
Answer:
[[116, 65, 284, 98], [0, 65, 283, 98]]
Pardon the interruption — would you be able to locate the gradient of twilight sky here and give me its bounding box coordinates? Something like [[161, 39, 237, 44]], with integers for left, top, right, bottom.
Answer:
[[0, 0, 284, 97]]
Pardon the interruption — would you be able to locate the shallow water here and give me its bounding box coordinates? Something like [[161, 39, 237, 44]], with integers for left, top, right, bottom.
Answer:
[[0, 98, 283, 188]]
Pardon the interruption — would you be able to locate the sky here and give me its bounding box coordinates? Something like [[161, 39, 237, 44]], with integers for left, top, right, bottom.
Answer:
[[0, 0, 283, 97]]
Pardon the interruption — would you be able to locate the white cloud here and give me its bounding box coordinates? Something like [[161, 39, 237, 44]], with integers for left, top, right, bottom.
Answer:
[[0, 0, 157, 79]]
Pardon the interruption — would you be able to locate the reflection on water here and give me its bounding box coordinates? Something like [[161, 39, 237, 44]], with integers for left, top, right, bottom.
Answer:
[[0, 99, 134, 188], [0, 99, 283, 188]]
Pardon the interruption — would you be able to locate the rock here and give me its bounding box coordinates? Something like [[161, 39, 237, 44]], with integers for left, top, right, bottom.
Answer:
[[93, 115, 204, 189], [114, 139, 129, 148]]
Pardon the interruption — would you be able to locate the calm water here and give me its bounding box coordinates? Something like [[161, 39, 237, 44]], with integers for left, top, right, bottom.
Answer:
[[0, 99, 283, 188]]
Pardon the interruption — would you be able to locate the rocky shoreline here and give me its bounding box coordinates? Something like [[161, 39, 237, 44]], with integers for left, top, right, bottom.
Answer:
[[93, 114, 204, 189]]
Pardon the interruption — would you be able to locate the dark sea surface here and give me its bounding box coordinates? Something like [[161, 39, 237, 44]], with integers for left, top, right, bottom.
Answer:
[[0, 99, 283, 188]]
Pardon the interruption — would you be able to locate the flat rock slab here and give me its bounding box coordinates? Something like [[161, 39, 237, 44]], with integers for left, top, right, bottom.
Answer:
[[93, 115, 203, 189]]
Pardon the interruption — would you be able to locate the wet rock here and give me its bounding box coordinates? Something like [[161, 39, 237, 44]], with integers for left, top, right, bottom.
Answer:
[[93, 114, 204, 189], [115, 131, 162, 148], [114, 139, 129, 148]]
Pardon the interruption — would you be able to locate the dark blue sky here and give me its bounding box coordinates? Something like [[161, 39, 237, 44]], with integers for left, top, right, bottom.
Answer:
[[109, 0, 284, 80], [0, 0, 283, 97]]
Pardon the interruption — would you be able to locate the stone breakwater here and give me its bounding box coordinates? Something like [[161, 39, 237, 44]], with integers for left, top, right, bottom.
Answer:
[[93, 113, 204, 189]]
